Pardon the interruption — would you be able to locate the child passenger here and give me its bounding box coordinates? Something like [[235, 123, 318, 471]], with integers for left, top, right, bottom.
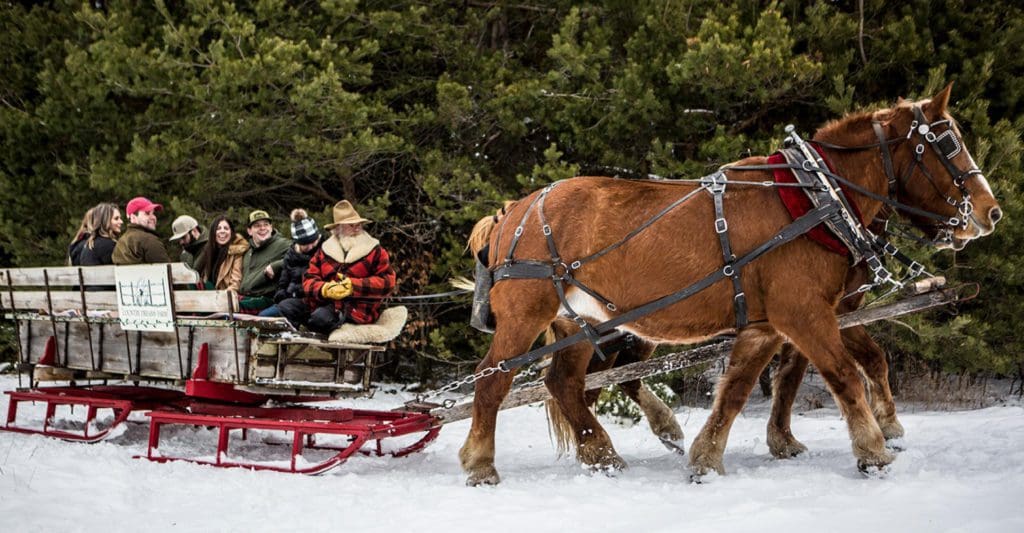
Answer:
[[260, 209, 323, 317]]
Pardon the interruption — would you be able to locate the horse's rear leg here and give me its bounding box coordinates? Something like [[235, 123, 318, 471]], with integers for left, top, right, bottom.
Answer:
[[545, 336, 627, 472], [844, 325, 904, 441], [767, 344, 810, 458], [776, 316, 894, 472], [690, 324, 783, 476], [614, 339, 685, 453]]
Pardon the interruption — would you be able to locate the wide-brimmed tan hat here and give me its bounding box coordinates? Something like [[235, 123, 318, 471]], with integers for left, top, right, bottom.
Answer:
[[324, 200, 371, 230]]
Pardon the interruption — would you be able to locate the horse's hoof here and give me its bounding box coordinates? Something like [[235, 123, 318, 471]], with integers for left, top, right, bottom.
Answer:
[[659, 436, 686, 456], [884, 437, 906, 452], [583, 452, 628, 474], [688, 459, 725, 479], [856, 449, 895, 476], [768, 438, 808, 459], [465, 466, 501, 487], [688, 469, 721, 484], [857, 462, 891, 478]]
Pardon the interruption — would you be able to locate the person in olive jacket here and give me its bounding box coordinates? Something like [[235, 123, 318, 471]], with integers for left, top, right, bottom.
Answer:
[[112, 197, 171, 265], [238, 209, 291, 311]]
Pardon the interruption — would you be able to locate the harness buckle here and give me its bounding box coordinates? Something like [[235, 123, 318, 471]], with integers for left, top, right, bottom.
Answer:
[[542, 224, 552, 236], [570, 260, 582, 270], [733, 291, 746, 302], [908, 261, 926, 278], [702, 172, 727, 193], [715, 217, 729, 234], [606, 302, 617, 312], [722, 264, 735, 277]]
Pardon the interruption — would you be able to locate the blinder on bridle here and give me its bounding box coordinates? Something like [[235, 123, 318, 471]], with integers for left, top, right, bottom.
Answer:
[[875, 105, 983, 246]]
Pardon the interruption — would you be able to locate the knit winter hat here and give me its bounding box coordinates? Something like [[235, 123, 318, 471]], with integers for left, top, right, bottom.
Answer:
[[290, 209, 320, 245]]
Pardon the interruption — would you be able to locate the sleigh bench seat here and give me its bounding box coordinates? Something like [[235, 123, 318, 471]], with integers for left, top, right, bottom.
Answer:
[[244, 306, 408, 394]]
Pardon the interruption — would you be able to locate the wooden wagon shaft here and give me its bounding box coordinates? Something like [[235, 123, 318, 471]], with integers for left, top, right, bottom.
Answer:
[[433, 282, 965, 423]]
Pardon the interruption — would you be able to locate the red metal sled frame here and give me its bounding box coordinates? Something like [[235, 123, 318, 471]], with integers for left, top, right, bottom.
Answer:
[[4, 386, 188, 443], [141, 404, 441, 475]]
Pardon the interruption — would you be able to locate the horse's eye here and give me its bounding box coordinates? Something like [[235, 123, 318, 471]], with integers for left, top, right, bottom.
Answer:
[[935, 130, 962, 159]]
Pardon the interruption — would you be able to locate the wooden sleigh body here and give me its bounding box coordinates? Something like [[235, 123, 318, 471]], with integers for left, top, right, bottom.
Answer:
[[0, 263, 439, 474]]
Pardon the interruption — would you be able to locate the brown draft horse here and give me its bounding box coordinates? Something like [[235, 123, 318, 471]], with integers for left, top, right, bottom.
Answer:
[[461, 85, 1001, 485], [474, 212, 893, 461]]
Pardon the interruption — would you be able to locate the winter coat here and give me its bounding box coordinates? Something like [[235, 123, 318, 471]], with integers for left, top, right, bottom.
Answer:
[[79, 237, 117, 266], [274, 236, 322, 303], [68, 235, 89, 266], [239, 230, 290, 297], [214, 234, 249, 291], [112, 224, 171, 265], [302, 232, 395, 324], [180, 231, 209, 271]]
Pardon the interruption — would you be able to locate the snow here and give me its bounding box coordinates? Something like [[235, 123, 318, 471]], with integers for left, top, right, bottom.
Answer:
[[1, 375, 1022, 533]]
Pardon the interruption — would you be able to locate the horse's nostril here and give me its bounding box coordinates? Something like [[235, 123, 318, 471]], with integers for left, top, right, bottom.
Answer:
[[989, 207, 1003, 225]]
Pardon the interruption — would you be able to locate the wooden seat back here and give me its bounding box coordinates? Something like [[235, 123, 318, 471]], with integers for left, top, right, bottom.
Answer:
[[0, 263, 234, 315]]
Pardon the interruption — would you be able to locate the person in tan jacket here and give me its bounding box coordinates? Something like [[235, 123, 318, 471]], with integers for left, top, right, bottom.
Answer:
[[194, 215, 249, 291]]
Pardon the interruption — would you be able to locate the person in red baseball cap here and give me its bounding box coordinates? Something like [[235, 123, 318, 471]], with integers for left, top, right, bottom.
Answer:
[[112, 196, 171, 264]]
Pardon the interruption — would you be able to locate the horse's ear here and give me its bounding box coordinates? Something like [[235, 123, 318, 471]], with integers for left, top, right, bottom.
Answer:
[[896, 96, 906, 105], [926, 82, 954, 114]]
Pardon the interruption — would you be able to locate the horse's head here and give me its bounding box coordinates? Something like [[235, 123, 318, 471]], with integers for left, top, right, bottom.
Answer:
[[875, 84, 1002, 250]]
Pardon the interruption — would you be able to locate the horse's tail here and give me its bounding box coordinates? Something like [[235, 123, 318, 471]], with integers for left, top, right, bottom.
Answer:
[[543, 318, 578, 457], [467, 200, 517, 259]]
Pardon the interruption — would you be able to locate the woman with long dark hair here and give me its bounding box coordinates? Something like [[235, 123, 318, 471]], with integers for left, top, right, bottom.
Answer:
[[194, 215, 249, 291], [79, 203, 124, 265]]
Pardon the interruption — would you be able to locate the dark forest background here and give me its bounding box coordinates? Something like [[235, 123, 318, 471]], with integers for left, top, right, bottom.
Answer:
[[2, 1, 1022, 389]]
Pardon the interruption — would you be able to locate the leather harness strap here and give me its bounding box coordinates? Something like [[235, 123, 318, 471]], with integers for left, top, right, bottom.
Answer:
[[702, 171, 748, 328]]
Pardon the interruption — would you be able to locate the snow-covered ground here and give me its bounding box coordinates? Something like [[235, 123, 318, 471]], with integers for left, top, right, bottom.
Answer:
[[1, 374, 1022, 533]]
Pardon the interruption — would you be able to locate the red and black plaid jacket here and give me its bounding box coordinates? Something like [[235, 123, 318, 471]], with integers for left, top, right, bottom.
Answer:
[[302, 244, 396, 324]]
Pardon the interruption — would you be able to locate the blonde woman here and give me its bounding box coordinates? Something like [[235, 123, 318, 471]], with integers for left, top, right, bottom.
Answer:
[[79, 203, 123, 266]]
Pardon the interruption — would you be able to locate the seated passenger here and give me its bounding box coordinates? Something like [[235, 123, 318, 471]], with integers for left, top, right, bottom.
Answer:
[[112, 196, 171, 265], [67, 207, 95, 266], [238, 209, 290, 312], [281, 201, 395, 334], [169, 215, 207, 271], [79, 203, 123, 266], [260, 209, 323, 317], [193, 215, 249, 292]]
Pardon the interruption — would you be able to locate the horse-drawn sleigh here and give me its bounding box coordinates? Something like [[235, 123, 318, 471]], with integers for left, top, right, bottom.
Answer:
[[0, 85, 999, 482]]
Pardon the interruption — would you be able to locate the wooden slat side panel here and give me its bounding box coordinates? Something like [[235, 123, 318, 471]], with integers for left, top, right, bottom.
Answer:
[[23, 321, 243, 381], [3, 291, 118, 311], [2, 290, 232, 313], [0, 263, 199, 287]]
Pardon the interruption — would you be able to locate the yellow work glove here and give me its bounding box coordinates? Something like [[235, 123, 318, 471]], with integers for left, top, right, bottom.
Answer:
[[320, 276, 353, 300]]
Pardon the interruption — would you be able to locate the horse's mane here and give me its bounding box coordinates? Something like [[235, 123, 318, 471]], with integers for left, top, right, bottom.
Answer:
[[814, 97, 934, 147], [467, 200, 518, 258], [813, 108, 886, 146]]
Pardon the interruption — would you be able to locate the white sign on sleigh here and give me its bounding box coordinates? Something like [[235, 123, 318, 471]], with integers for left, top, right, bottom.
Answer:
[[115, 264, 175, 332]]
